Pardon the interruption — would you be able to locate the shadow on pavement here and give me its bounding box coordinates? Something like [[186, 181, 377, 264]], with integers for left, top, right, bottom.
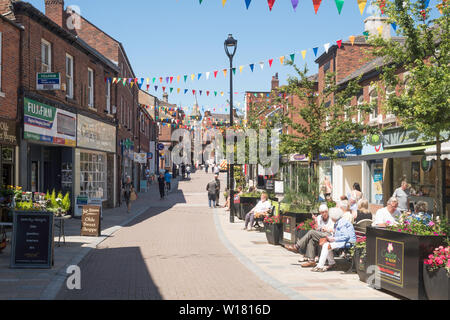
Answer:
[[56, 246, 163, 300]]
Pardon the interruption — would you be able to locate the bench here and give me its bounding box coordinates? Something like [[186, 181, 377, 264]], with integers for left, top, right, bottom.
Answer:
[[253, 206, 275, 230]]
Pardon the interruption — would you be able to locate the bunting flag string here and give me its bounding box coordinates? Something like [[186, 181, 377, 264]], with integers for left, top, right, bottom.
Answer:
[[110, 26, 404, 90]]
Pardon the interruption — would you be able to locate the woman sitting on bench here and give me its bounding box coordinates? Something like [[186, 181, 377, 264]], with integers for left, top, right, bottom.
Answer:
[[312, 207, 356, 272], [243, 192, 272, 231]]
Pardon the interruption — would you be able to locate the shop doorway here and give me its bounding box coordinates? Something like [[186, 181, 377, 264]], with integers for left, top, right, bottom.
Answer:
[[342, 165, 362, 197]]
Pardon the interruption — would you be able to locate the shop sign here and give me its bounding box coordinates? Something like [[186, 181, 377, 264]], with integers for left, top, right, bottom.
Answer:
[[77, 114, 116, 153], [134, 152, 147, 164], [10, 211, 54, 268], [421, 156, 433, 172], [289, 154, 307, 162], [335, 143, 361, 158], [362, 135, 383, 155], [81, 205, 101, 237], [382, 127, 449, 148], [157, 143, 165, 151], [0, 119, 17, 145], [36, 73, 61, 90], [376, 237, 404, 288], [24, 98, 76, 146]]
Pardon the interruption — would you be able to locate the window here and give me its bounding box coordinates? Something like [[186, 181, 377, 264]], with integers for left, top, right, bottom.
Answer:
[[66, 54, 73, 99], [88, 68, 94, 108], [0, 32, 2, 92], [79, 151, 107, 200], [106, 79, 111, 114], [41, 39, 51, 72], [120, 96, 124, 125], [369, 87, 379, 121], [385, 85, 396, 120], [140, 112, 145, 133], [357, 93, 364, 123]]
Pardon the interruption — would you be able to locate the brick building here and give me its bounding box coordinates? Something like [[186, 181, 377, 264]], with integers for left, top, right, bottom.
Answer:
[[0, 13, 22, 187], [1, 0, 120, 212]]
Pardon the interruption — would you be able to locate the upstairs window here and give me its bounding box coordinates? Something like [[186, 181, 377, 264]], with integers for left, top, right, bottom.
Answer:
[[88, 68, 94, 108], [369, 87, 378, 121], [66, 54, 74, 99], [106, 79, 111, 114], [41, 39, 51, 72]]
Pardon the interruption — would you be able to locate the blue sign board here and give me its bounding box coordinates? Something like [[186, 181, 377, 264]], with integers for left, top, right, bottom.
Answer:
[[157, 143, 165, 151]]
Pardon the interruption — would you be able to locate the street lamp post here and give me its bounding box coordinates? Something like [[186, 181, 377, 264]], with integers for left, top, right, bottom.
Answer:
[[225, 34, 237, 223]]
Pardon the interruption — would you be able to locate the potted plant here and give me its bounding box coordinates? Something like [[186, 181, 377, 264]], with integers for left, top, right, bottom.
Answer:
[[349, 236, 367, 283], [423, 245, 450, 300], [263, 215, 283, 245], [295, 218, 316, 242], [366, 216, 448, 300]]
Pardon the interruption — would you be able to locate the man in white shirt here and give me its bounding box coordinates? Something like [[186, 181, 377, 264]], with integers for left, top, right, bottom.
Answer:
[[372, 197, 401, 227], [392, 181, 410, 212], [285, 204, 334, 268], [243, 192, 272, 231]]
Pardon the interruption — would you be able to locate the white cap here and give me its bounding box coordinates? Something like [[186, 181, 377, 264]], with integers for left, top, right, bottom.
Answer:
[[319, 203, 328, 212]]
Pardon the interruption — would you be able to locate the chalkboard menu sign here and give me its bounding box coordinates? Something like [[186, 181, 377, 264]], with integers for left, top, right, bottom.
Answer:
[[10, 211, 54, 269], [376, 237, 405, 287], [81, 205, 101, 237]]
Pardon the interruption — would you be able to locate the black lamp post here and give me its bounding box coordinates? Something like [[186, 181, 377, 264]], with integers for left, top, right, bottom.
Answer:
[[225, 34, 237, 223]]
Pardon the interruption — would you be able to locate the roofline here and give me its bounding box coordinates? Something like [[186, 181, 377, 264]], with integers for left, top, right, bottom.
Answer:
[[13, 2, 119, 73], [0, 13, 24, 30]]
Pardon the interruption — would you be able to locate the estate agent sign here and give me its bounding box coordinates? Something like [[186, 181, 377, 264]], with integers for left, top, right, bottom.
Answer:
[[24, 97, 76, 146], [36, 73, 61, 90]]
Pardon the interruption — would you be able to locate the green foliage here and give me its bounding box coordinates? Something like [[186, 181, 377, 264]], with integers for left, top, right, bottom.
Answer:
[[45, 190, 50, 201], [62, 192, 71, 212], [50, 189, 57, 209]]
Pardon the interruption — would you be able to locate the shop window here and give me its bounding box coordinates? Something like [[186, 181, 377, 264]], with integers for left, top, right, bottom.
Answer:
[[79, 152, 107, 200], [370, 161, 384, 205], [393, 156, 436, 199]]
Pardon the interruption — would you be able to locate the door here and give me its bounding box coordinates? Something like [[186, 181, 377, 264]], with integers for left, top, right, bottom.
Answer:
[[342, 165, 362, 198], [43, 161, 52, 193]]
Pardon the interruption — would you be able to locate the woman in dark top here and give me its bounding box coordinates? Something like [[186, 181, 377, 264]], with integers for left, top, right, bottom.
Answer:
[[355, 199, 372, 223], [158, 173, 166, 199], [123, 176, 134, 213]]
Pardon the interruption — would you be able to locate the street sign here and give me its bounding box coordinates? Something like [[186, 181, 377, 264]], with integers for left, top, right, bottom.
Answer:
[[157, 143, 165, 151], [37, 73, 61, 90]]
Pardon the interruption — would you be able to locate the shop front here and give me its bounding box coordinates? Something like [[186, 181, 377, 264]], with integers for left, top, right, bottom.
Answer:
[[21, 97, 76, 196], [75, 114, 116, 213], [0, 119, 18, 188]]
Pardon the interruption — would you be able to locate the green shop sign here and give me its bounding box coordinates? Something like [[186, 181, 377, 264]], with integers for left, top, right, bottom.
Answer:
[[24, 98, 56, 122]]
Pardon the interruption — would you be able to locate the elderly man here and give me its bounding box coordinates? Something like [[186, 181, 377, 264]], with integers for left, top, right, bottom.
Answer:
[[312, 207, 356, 272], [285, 204, 334, 268], [392, 180, 410, 213], [243, 192, 272, 231], [372, 197, 401, 227]]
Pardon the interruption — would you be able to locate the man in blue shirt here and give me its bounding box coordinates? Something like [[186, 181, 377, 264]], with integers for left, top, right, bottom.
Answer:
[[164, 170, 172, 191]]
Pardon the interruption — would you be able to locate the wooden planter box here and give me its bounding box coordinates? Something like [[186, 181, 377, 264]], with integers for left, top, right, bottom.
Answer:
[[281, 212, 311, 246], [366, 227, 445, 300], [354, 248, 367, 283], [264, 222, 282, 245]]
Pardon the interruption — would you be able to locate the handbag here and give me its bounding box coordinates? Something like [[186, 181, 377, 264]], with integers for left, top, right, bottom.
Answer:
[[130, 189, 137, 201], [319, 237, 328, 247]]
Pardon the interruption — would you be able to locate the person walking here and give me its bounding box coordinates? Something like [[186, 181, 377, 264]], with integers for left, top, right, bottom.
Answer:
[[122, 176, 134, 214], [158, 172, 166, 199], [206, 178, 218, 208], [164, 170, 172, 192], [205, 163, 209, 173], [186, 164, 191, 179], [214, 164, 220, 175], [181, 163, 186, 179], [214, 174, 221, 207]]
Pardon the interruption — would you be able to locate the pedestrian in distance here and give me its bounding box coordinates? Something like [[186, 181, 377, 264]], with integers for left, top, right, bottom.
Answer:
[[181, 163, 186, 179], [214, 174, 221, 207], [205, 163, 209, 173], [158, 172, 166, 199], [206, 179, 218, 208], [186, 164, 191, 179], [214, 164, 220, 175], [164, 170, 172, 192], [122, 176, 135, 214]]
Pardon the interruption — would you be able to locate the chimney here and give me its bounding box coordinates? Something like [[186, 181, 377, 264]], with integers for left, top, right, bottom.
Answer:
[[45, 0, 65, 27], [364, 16, 391, 40], [271, 73, 279, 90], [163, 92, 169, 103]]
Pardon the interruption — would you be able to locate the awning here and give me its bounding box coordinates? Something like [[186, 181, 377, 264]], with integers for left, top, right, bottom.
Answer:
[[425, 141, 450, 161], [345, 144, 434, 161]]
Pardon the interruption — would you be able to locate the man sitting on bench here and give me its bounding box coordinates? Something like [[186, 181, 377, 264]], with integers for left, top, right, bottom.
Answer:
[[243, 192, 272, 231], [312, 207, 356, 272]]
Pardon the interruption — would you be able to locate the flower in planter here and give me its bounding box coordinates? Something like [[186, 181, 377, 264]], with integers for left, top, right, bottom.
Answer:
[[296, 219, 316, 231], [263, 216, 282, 225], [350, 236, 367, 258], [388, 216, 449, 237], [424, 246, 450, 275]]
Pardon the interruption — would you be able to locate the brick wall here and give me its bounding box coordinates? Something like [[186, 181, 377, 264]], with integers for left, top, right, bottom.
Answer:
[[15, 12, 116, 120], [0, 17, 20, 120]]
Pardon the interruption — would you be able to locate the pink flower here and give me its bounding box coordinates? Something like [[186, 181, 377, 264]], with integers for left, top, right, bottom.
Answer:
[[428, 221, 435, 227], [429, 254, 434, 259]]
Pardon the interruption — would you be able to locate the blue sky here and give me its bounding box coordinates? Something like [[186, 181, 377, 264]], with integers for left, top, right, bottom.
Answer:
[[26, 0, 438, 117]]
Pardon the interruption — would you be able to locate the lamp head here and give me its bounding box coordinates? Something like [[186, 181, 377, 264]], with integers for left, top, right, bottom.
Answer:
[[224, 34, 237, 58]]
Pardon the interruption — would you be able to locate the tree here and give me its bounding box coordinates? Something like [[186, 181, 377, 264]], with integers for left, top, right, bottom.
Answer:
[[369, 0, 450, 216], [268, 62, 377, 211]]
